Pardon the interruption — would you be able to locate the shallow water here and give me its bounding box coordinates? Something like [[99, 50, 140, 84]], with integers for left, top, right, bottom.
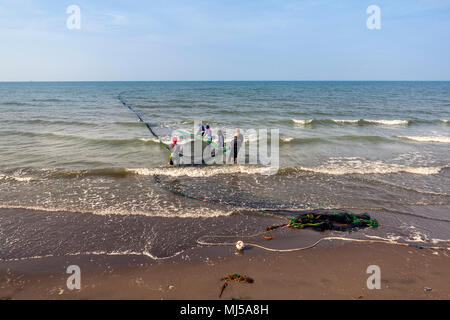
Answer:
[[0, 81, 449, 261]]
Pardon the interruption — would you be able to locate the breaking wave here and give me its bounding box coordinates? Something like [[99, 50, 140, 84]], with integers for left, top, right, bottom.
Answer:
[[279, 135, 392, 144], [292, 119, 411, 126], [0, 204, 233, 219], [279, 161, 448, 175], [396, 136, 450, 143]]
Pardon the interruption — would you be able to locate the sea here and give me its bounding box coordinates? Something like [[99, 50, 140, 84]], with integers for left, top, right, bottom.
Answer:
[[1, 81, 449, 263]]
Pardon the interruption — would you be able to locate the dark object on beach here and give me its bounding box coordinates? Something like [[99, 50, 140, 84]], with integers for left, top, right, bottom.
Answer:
[[219, 273, 254, 298], [219, 282, 228, 297], [264, 209, 379, 232]]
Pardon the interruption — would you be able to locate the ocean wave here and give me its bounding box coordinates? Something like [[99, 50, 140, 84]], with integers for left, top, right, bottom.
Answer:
[[396, 136, 450, 143], [0, 174, 35, 182], [23, 119, 99, 127], [35, 159, 449, 180], [0, 249, 184, 262], [32, 98, 69, 102], [1, 131, 86, 141], [353, 176, 450, 196], [292, 118, 410, 126], [279, 161, 448, 176], [280, 137, 294, 142], [41, 165, 267, 179], [113, 121, 146, 127], [363, 119, 409, 125], [292, 119, 314, 125], [1, 130, 164, 146], [279, 135, 391, 145], [1, 101, 28, 106], [279, 135, 325, 144], [332, 119, 360, 124], [127, 165, 265, 178], [333, 135, 391, 142], [0, 204, 233, 219]]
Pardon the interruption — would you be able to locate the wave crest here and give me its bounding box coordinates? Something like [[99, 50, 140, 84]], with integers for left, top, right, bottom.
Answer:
[[396, 136, 450, 143], [279, 160, 448, 176], [292, 119, 410, 126]]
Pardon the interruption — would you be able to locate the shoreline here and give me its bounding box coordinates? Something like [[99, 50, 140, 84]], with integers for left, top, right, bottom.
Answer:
[[1, 204, 449, 300], [1, 241, 449, 300]]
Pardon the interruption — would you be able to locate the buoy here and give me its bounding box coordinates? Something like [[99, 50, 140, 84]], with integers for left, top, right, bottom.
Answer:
[[236, 240, 244, 251]]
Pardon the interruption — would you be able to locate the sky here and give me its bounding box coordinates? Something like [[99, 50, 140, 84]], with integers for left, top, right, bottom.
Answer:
[[0, 0, 449, 81]]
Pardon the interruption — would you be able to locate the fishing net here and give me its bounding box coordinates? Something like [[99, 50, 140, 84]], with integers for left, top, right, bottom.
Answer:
[[120, 92, 379, 234], [264, 209, 378, 232]]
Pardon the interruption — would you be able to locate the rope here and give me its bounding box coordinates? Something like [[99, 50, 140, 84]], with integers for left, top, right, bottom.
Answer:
[[198, 234, 450, 253], [118, 92, 170, 151]]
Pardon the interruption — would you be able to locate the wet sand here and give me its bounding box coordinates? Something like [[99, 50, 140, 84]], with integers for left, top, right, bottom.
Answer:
[[1, 242, 449, 300]]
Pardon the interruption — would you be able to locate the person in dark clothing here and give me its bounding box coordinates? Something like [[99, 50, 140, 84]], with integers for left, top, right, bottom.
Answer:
[[233, 133, 239, 164], [227, 132, 244, 164]]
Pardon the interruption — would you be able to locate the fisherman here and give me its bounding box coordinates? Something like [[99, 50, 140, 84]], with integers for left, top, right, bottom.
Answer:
[[228, 132, 242, 164], [205, 125, 212, 141], [169, 137, 182, 166], [196, 122, 205, 136]]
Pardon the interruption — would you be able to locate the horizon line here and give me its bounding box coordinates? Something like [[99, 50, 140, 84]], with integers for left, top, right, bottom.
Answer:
[[1, 80, 450, 83]]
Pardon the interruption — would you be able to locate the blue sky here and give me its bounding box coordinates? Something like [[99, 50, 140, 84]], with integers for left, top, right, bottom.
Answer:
[[1, 0, 449, 81]]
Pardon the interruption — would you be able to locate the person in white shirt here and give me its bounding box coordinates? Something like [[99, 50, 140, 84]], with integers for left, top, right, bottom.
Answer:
[[169, 137, 182, 165]]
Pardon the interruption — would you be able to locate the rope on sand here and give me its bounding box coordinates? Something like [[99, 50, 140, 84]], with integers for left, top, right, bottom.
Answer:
[[197, 234, 450, 253]]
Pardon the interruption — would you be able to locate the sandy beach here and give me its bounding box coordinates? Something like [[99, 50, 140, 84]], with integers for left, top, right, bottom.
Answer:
[[1, 82, 450, 302], [2, 239, 449, 300]]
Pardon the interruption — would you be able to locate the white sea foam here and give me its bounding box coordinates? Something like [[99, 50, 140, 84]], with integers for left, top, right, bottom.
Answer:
[[364, 234, 402, 242], [365, 233, 450, 246], [292, 119, 409, 126], [292, 119, 313, 125], [127, 165, 265, 178], [296, 158, 446, 175], [0, 249, 184, 262], [298, 165, 443, 175], [0, 204, 234, 218], [0, 175, 34, 182], [138, 138, 163, 144], [280, 137, 294, 142], [65, 249, 184, 260], [332, 119, 359, 124], [363, 119, 409, 126], [396, 135, 450, 143]]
